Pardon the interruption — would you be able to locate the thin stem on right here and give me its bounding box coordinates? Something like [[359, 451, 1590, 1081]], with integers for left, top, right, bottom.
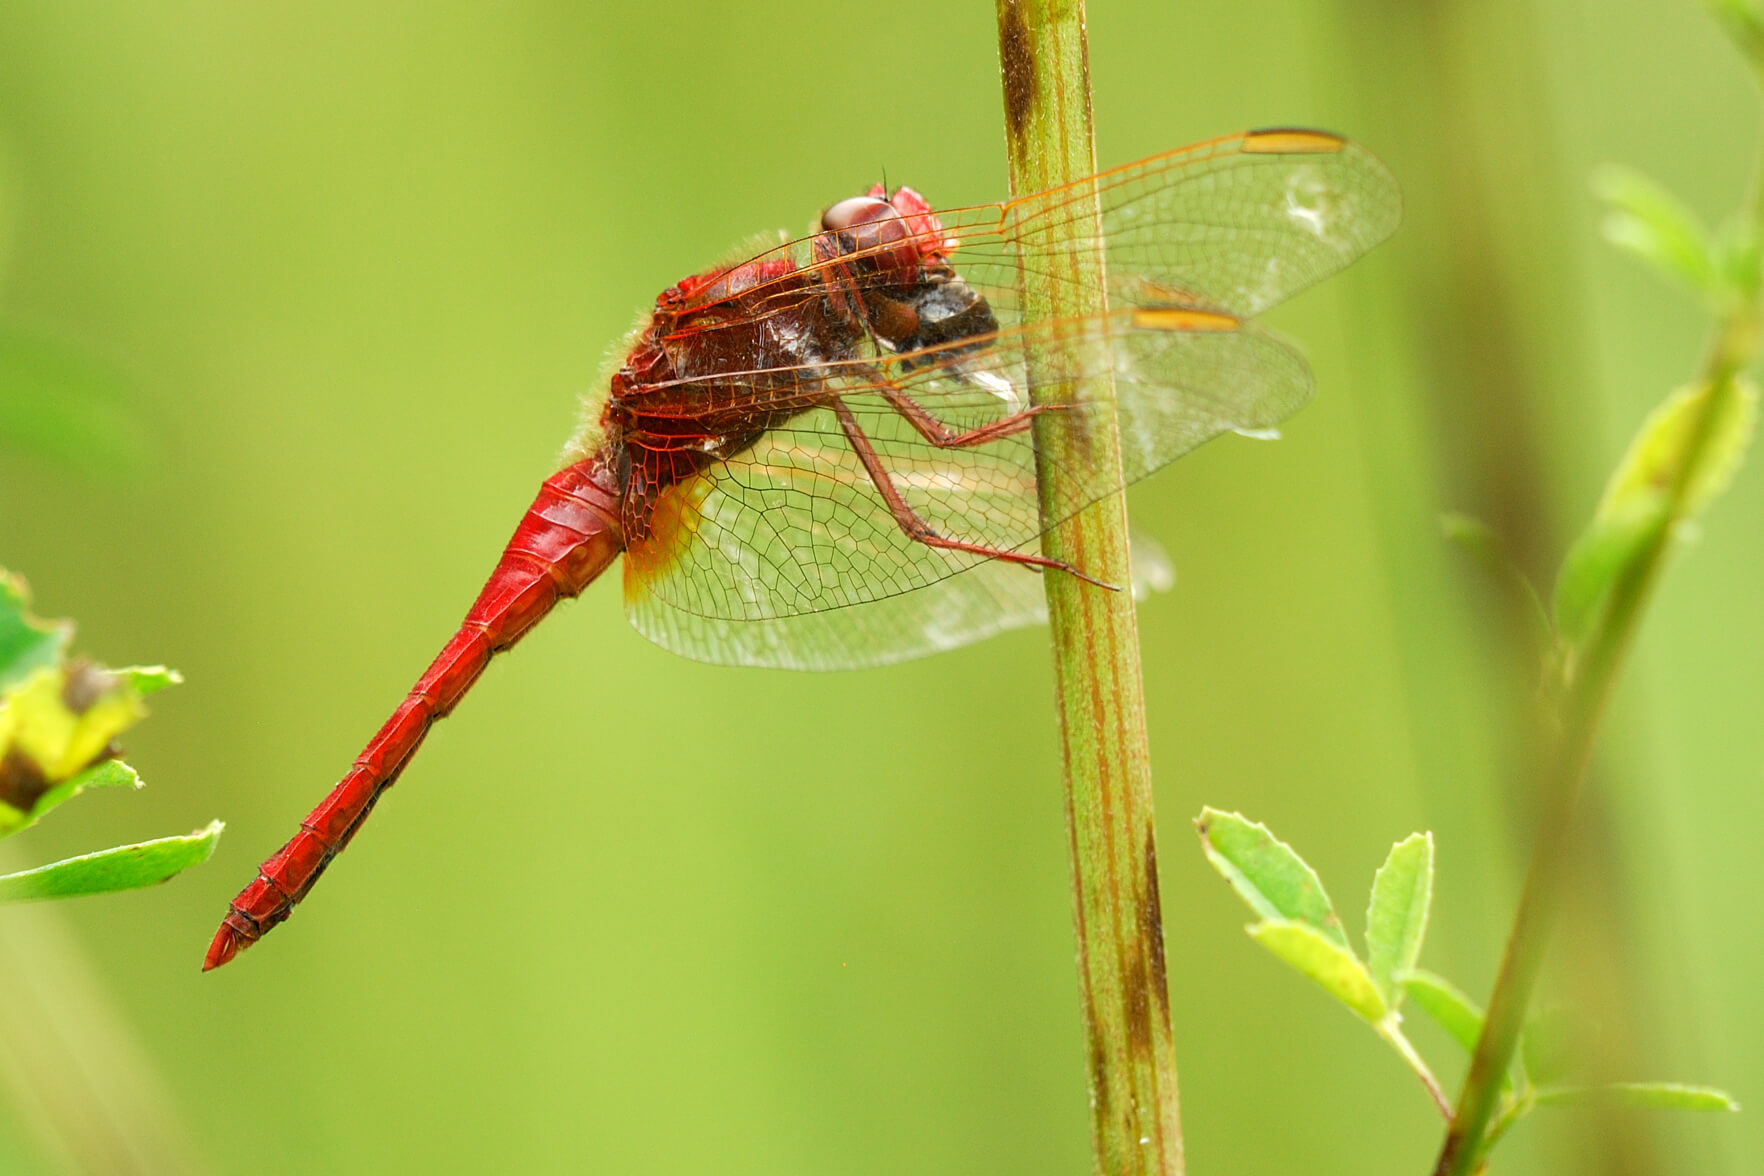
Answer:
[[1431, 90, 1764, 1176]]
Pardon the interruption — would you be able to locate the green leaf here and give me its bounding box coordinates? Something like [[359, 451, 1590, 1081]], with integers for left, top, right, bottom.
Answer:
[[0, 751, 143, 839], [1440, 514, 1553, 651], [1591, 165, 1719, 298], [1365, 832, 1433, 1007], [0, 570, 218, 897], [1553, 377, 1757, 644], [1715, 216, 1764, 302], [1603, 378, 1757, 521], [1403, 968, 1485, 1056], [1554, 496, 1669, 645], [0, 820, 223, 901], [24, 757, 142, 820], [1196, 808, 1346, 946], [0, 570, 70, 692], [1534, 1082, 1740, 1113], [118, 665, 182, 696], [1248, 919, 1386, 1023], [0, 573, 182, 837]]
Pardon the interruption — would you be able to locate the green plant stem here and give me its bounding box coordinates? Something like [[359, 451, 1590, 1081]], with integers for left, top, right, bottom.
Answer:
[[1379, 1017, 1452, 1118], [1480, 1091, 1532, 1156], [1432, 112, 1764, 1176], [992, 3, 1181, 1174]]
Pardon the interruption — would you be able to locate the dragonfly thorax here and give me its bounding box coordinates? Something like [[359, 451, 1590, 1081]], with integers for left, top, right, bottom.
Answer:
[[887, 266, 997, 364]]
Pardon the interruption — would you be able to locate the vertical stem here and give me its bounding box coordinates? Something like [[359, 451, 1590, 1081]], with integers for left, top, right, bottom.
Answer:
[[1433, 115, 1764, 1176], [993, 4, 1182, 1174], [1430, 612, 1633, 1175]]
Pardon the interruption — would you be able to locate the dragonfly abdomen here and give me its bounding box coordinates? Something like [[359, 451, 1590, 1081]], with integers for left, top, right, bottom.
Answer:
[[203, 461, 625, 970]]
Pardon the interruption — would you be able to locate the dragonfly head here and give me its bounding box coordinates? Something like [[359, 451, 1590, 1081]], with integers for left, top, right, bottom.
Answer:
[[818, 186, 994, 360]]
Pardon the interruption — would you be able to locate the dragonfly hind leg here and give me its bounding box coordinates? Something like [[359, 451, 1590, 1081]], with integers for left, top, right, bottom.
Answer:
[[829, 398, 1116, 590]]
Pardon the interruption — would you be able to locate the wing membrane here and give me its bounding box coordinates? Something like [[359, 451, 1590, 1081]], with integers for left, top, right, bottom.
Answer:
[[625, 311, 1312, 668], [624, 422, 1053, 669], [621, 129, 1398, 668], [667, 129, 1400, 338], [962, 129, 1402, 319]]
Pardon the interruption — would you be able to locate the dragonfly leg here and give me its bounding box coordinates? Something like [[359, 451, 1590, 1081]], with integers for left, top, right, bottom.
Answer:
[[873, 378, 1068, 449], [830, 398, 1116, 590]]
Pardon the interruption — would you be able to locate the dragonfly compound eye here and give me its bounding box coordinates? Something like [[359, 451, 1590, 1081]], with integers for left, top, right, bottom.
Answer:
[[820, 195, 894, 234], [819, 196, 918, 286]]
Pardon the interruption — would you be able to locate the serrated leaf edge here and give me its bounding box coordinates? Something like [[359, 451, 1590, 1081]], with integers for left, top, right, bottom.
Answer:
[[1196, 807, 1347, 946], [1365, 832, 1434, 1007]]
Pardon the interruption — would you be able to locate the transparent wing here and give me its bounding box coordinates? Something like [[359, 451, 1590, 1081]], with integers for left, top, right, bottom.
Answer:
[[659, 128, 1400, 340], [620, 129, 1398, 668], [959, 128, 1403, 321], [623, 310, 1311, 668], [626, 494, 1052, 671]]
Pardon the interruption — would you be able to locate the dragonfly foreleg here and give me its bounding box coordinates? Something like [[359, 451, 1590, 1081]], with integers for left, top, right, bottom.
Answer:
[[830, 398, 1115, 589], [868, 372, 1067, 450]]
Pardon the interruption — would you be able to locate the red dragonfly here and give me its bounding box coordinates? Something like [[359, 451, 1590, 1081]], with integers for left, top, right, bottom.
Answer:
[[204, 127, 1400, 970]]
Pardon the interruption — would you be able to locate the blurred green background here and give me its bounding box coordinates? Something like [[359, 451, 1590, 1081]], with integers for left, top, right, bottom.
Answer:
[[0, 2, 1758, 1173]]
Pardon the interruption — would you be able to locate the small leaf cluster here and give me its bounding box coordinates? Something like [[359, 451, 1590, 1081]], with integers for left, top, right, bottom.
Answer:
[[1445, 373, 1754, 712], [1591, 163, 1762, 316], [1193, 8, 1761, 1171], [0, 569, 220, 900], [1422, 18, 1763, 1166], [1539, 134, 1763, 658], [1545, 373, 1755, 668], [1445, 133, 1761, 680], [1450, 360, 1757, 684], [1196, 809, 1736, 1155], [1197, 807, 1411, 1025]]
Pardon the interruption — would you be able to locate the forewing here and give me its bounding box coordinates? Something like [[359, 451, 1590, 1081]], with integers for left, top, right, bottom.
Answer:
[[934, 128, 1401, 322], [634, 129, 1398, 375], [1111, 312, 1313, 484]]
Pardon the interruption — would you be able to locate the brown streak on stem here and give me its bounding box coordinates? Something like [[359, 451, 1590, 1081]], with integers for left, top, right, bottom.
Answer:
[[997, 0, 1037, 146], [1125, 939, 1153, 1053], [998, 3, 1180, 1172], [1088, 1002, 1112, 1120], [1142, 826, 1170, 1018]]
